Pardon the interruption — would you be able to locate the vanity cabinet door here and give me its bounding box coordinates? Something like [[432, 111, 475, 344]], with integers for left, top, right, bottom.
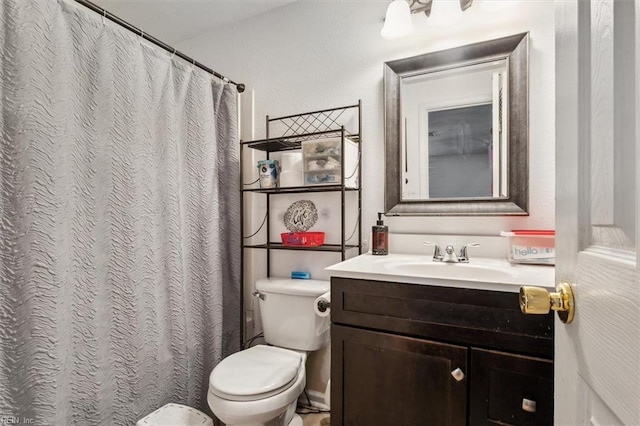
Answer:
[[332, 324, 467, 426], [469, 348, 553, 426]]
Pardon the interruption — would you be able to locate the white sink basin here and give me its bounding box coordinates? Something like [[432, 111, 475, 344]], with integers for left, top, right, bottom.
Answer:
[[382, 259, 518, 282], [326, 253, 555, 293]]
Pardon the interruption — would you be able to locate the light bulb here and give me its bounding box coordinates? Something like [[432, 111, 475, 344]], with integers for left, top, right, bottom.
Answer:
[[381, 0, 414, 40]]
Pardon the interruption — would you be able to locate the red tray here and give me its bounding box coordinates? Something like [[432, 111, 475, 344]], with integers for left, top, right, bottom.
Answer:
[[281, 232, 325, 247]]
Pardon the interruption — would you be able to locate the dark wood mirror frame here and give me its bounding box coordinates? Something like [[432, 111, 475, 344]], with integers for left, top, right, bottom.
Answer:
[[384, 32, 529, 216]]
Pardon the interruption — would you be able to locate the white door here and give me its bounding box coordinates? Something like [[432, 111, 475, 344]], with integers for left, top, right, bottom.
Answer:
[[554, 0, 640, 424]]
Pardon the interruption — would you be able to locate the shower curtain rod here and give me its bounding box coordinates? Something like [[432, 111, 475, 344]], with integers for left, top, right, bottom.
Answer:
[[74, 0, 245, 93]]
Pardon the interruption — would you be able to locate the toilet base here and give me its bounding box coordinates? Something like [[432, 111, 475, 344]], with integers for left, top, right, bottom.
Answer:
[[219, 400, 299, 426], [289, 413, 303, 426]]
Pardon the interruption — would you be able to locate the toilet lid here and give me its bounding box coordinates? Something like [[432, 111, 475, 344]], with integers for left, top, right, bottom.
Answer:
[[210, 345, 302, 401]]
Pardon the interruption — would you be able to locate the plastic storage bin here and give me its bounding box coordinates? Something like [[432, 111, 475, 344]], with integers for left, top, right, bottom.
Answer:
[[302, 137, 358, 187], [500, 230, 555, 265]]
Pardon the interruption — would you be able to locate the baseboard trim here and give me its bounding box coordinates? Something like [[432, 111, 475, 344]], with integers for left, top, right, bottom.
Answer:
[[299, 389, 329, 411]]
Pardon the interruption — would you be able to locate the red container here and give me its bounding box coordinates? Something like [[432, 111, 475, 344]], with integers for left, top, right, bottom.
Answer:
[[281, 232, 325, 247]]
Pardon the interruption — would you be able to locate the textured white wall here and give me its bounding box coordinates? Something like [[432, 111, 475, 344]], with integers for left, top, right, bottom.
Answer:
[[178, 0, 555, 241]]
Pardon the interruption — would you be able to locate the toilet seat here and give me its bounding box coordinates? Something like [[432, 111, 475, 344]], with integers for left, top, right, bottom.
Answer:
[[210, 345, 303, 402]]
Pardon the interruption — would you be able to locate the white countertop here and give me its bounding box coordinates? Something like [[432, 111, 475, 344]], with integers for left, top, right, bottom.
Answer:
[[325, 253, 555, 293]]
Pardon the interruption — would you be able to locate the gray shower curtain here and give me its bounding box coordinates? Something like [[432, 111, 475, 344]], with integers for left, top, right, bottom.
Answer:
[[0, 0, 240, 424]]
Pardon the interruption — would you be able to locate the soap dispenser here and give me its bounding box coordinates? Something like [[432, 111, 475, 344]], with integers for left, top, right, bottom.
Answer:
[[372, 212, 388, 255]]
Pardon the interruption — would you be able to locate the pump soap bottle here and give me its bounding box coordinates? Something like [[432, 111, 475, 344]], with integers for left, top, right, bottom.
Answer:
[[372, 212, 388, 255]]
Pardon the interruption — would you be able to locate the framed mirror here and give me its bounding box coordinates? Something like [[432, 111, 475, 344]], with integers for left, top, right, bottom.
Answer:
[[384, 32, 529, 215]]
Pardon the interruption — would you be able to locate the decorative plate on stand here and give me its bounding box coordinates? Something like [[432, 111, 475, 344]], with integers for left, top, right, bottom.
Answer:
[[283, 200, 318, 233]]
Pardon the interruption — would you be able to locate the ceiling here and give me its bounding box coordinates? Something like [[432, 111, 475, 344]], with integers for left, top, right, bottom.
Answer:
[[93, 0, 297, 44]]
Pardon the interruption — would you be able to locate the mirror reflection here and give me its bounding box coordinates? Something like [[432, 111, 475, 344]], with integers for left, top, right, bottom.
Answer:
[[402, 59, 508, 200]]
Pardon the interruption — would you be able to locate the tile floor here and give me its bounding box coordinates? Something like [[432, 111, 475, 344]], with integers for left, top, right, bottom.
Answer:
[[300, 412, 330, 426]]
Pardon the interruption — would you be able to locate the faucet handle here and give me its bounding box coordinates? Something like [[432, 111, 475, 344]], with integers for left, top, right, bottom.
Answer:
[[423, 241, 443, 260], [458, 243, 479, 262]]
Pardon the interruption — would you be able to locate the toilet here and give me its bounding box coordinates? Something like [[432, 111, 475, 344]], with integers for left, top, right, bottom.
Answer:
[[207, 278, 330, 426]]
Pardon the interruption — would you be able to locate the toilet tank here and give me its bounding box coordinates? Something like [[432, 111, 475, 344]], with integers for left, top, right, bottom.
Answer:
[[255, 278, 330, 351]]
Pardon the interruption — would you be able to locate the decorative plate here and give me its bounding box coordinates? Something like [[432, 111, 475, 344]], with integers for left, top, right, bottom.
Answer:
[[283, 200, 318, 233]]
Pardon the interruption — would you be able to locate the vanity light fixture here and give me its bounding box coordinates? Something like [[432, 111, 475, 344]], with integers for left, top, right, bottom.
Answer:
[[380, 0, 414, 40], [381, 0, 474, 40]]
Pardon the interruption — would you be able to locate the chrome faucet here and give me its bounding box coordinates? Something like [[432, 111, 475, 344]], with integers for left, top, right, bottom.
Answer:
[[457, 243, 479, 262], [424, 242, 479, 263]]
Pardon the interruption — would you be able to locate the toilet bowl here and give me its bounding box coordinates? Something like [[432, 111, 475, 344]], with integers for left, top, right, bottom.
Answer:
[[207, 278, 330, 426], [208, 346, 306, 426]]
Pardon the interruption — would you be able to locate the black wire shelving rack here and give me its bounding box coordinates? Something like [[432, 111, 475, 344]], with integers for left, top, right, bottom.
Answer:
[[239, 101, 363, 343]]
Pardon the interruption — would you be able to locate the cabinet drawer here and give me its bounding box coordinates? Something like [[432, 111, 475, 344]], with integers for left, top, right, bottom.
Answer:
[[331, 277, 553, 358], [469, 348, 553, 426]]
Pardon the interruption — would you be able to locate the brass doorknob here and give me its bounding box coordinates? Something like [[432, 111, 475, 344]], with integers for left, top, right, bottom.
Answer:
[[519, 282, 575, 323]]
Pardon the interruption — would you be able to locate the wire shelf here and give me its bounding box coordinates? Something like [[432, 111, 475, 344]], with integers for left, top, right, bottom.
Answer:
[[242, 185, 359, 194], [243, 243, 361, 252], [242, 129, 360, 152], [267, 103, 360, 139]]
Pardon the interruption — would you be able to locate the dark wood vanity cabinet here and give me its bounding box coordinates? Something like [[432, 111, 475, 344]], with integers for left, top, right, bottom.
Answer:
[[330, 277, 554, 426], [332, 325, 468, 426]]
